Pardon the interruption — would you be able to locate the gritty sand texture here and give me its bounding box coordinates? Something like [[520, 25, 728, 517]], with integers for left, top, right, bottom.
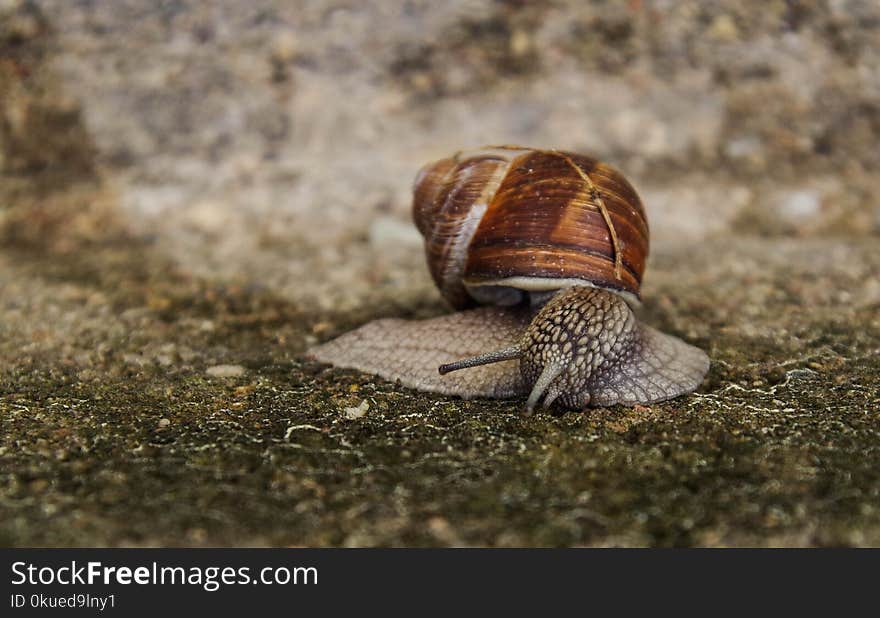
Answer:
[[1, 0, 879, 546]]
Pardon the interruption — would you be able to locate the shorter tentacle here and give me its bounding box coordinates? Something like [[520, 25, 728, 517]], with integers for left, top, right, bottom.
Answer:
[[525, 363, 563, 414]]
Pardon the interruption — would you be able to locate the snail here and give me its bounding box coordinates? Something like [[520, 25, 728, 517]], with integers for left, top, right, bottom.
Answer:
[[309, 146, 709, 412]]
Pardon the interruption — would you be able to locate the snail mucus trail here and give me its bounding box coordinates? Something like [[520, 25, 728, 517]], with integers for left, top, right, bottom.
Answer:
[[309, 146, 710, 412]]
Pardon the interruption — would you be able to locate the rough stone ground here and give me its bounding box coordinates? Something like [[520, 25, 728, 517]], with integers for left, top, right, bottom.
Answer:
[[1, 1, 879, 546]]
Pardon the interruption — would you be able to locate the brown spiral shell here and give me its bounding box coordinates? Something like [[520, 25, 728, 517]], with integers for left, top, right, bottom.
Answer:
[[412, 146, 650, 309]]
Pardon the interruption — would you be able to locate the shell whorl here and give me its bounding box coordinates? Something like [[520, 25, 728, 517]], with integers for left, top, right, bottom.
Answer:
[[413, 153, 511, 308], [412, 147, 650, 310]]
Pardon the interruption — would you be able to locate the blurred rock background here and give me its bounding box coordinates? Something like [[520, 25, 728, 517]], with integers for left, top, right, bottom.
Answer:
[[4, 0, 879, 308], [1, 0, 879, 546]]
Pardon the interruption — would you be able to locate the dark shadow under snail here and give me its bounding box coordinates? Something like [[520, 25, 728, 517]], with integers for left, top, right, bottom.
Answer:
[[309, 146, 710, 413]]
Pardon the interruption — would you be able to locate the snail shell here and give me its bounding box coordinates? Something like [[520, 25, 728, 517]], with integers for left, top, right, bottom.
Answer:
[[309, 146, 709, 411], [413, 146, 648, 308]]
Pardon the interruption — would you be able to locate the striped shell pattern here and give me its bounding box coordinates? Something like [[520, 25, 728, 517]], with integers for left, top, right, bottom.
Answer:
[[412, 146, 650, 309]]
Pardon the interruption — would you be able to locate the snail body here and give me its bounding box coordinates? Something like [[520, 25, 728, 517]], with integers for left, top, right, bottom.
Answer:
[[310, 147, 709, 412]]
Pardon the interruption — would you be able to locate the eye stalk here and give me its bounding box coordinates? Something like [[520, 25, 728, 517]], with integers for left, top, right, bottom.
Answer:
[[438, 346, 521, 376], [437, 344, 564, 414]]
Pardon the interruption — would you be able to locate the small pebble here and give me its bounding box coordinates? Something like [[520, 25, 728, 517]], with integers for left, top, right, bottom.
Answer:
[[778, 190, 821, 222], [270, 32, 298, 64], [707, 14, 739, 42], [158, 418, 171, 428], [343, 400, 369, 420], [369, 215, 422, 249], [724, 135, 762, 160], [509, 29, 532, 57], [312, 321, 332, 335], [206, 364, 246, 378]]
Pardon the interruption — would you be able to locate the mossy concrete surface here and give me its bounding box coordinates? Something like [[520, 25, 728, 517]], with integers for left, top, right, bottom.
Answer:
[[2, 206, 878, 546]]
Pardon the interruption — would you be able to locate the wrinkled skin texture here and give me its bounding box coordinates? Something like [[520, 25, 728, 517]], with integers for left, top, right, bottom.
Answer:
[[309, 305, 529, 399], [310, 287, 709, 410], [519, 287, 710, 409]]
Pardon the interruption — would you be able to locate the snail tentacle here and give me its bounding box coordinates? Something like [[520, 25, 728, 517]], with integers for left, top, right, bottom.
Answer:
[[438, 345, 521, 375], [524, 362, 564, 414]]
